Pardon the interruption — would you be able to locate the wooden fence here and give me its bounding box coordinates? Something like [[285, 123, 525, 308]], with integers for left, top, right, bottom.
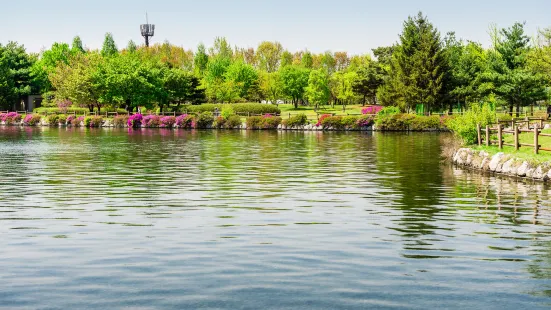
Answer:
[[477, 117, 551, 154]]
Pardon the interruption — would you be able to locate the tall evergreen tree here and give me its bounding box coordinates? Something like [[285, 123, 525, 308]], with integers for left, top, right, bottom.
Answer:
[[101, 33, 118, 57], [72, 36, 85, 54], [126, 40, 137, 53], [194, 43, 209, 76], [378, 12, 446, 113]]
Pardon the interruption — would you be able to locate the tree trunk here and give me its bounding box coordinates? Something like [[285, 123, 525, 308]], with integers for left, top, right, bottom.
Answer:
[[515, 102, 520, 118], [96, 103, 101, 114], [509, 104, 514, 116]]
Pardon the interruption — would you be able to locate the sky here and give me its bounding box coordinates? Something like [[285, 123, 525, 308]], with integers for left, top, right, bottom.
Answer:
[[2, 0, 551, 55]]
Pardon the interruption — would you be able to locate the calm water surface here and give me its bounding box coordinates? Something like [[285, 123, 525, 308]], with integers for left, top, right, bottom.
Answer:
[[0, 127, 550, 309]]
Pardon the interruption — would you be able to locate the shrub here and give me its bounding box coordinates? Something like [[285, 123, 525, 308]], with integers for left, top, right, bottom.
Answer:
[[2, 112, 22, 124], [84, 116, 103, 127], [143, 115, 162, 128], [341, 116, 359, 129], [66, 115, 76, 125], [214, 116, 226, 129], [246, 116, 263, 129], [225, 115, 242, 129], [221, 106, 235, 119], [127, 114, 143, 128], [184, 103, 280, 115], [23, 114, 41, 126], [57, 114, 68, 125], [113, 114, 129, 127], [57, 100, 72, 114], [408, 115, 441, 131], [377, 106, 401, 117], [376, 113, 412, 130], [283, 113, 308, 128], [316, 114, 332, 127], [46, 114, 60, 126], [160, 116, 176, 128], [34, 107, 128, 114], [261, 114, 282, 129], [194, 112, 214, 129], [356, 114, 374, 128], [447, 104, 496, 144], [362, 105, 383, 115], [176, 114, 194, 128], [71, 116, 85, 127], [321, 116, 344, 129]]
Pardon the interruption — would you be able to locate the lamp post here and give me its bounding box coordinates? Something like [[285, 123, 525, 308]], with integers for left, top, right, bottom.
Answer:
[[140, 13, 155, 47]]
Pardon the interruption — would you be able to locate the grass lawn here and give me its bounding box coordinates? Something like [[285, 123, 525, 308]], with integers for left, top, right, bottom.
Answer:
[[472, 128, 551, 164]]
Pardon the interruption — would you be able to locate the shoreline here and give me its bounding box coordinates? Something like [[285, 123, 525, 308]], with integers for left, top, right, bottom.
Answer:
[[453, 147, 551, 182]]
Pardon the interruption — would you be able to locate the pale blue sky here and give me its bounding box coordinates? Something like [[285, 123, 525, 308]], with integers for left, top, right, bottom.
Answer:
[[2, 0, 550, 55]]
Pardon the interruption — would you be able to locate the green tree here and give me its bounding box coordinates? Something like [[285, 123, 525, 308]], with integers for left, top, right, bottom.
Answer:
[[224, 61, 259, 100], [280, 50, 293, 68], [0, 53, 15, 109], [379, 12, 447, 113], [301, 51, 313, 69], [72, 36, 85, 54], [126, 40, 137, 53], [194, 43, 209, 76], [485, 22, 548, 116], [31, 42, 73, 94], [101, 33, 118, 57], [332, 70, 358, 107], [353, 62, 384, 105], [305, 69, 330, 109], [0, 42, 36, 108], [280, 65, 310, 108], [256, 41, 283, 72]]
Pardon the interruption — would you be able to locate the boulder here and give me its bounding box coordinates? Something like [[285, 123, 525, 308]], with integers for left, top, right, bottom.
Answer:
[[501, 159, 516, 174], [489, 153, 505, 171], [533, 166, 546, 179], [516, 161, 530, 177]]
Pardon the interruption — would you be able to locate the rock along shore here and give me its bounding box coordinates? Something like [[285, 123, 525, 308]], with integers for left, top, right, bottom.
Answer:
[[453, 148, 551, 182]]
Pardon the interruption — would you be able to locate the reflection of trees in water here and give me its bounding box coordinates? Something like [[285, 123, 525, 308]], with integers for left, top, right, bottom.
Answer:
[[374, 132, 446, 238]]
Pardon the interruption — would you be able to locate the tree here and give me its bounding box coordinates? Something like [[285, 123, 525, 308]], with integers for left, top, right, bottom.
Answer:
[[49, 52, 103, 112], [260, 71, 282, 104], [194, 43, 209, 76], [31, 42, 73, 95], [101, 33, 118, 57], [334, 52, 350, 71], [126, 40, 137, 53], [209, 37, 233, 60], [256, 41, 283, 72], [224, 61, 259, 100], [485, 22, 548, 116], [331, 70, 357, 107], [279, 65, 310, 108], [306, 69, 330, 109], [320, 51, 336, 73], [301, 51, 313, 68], [281, 51, 293, 68], [353, 62, 384, 105], [0, 42, 36, 109], [378, 12, 447, 113], [72, 36, 85, 54], [0, 53, 15, 109]]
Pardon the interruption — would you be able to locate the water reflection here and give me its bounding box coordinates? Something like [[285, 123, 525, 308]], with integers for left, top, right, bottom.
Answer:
[[0, 127, 550, 309]]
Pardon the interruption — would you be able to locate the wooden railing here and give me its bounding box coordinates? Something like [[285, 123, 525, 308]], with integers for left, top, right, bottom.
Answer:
[[477, 117, 551, 154]]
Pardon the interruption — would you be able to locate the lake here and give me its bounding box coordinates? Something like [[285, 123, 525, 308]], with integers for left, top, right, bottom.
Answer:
[[0, 127, 550, 309]]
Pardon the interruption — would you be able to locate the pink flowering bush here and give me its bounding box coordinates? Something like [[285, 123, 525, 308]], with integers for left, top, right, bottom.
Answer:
[[127, 113, 143, 128], [356, 114, 374, 128], [66, 115, 76, 124], [71, 116, 85, 127], [2, 112, 22, 124], [143, 115, 162, 128], [160, 116, 176, 128], [362, 106, 383, 115], [23, 114, 41, 126], [57, 99, 73, 114], [84, 116, 103, 127], [175, 114, 193, 128]]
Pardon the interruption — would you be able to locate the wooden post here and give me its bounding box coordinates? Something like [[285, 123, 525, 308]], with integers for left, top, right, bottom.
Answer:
[[477, 124, 482, 146], [498, 125, 503, 149], [540, 118, 544, 128], [486, 125, 490, 146], [534, 123, 539, 154], [514, 125, 519, 151]]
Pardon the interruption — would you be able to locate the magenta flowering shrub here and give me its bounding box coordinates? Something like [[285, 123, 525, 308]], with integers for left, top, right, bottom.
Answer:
[[143, 115, 162, 128], [66, 115, 76, 124], [160, 116, 176, 128], [356, 114, 374, 128], [2, 112, 22, 124], [176, 114, 193, 128], [127, 113, 143, 128], [113, 114, 129, 127], [23, 114, 41, 126], [71, 116, 85, 127], [316, 114, 332, 127], [362, 106, 383, 115]]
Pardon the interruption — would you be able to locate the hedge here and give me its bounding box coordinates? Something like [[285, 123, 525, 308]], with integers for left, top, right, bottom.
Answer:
[[34, 107, 128, 114], [183, 103, 280, 115]]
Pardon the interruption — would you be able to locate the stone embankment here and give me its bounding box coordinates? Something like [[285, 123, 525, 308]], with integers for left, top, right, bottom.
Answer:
[[453, 148, 551, 181]]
